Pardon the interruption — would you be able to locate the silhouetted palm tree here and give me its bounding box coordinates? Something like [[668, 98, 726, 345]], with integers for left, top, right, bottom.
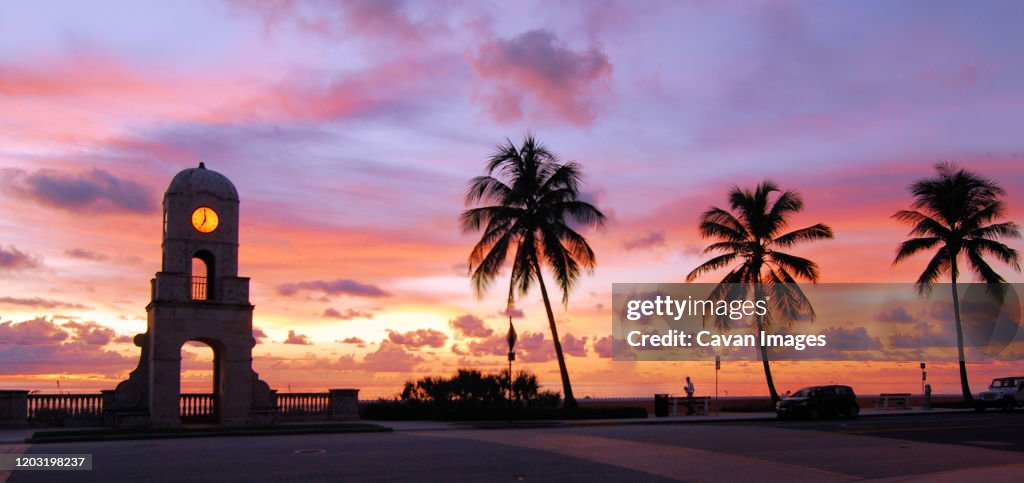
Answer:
[[687, 181, 833, 402], [893, 162, 1021, 402], [461, 135, 606, 410]]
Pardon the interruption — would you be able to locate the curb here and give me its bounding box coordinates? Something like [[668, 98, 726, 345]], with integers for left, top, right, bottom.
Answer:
[[422, 408, 974, 431], [562, 408, 974, 427]]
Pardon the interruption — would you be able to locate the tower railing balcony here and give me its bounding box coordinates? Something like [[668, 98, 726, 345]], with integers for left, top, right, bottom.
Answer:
[[192, 276, 208, 300]]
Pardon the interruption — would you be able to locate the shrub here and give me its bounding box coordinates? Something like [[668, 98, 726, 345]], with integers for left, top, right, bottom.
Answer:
[[364, 368, 566, 420]]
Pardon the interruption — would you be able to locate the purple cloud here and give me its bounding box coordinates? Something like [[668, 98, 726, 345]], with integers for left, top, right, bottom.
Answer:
[[499, 307, 525, 319], [0, 318, 69, 346], [62, 321, 116, 345], [0, 245, 41, 272], [593, 336, 613, 358], [449, 314, 493, 338], [561, 333, 589, 357], [278, 279, 391, 298], [623, 231, 666, 251], [0, 297, 89, 310], [64, 248, 109, 261], [876, 306, 914, 323], [471, 29, 612, 125], [819, 326, 883, 351], [323, 307, 375, 320], [0, 168, 156, 213]]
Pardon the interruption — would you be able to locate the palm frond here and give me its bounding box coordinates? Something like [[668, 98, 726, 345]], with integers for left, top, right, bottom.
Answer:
[[700, 207, 749, 238], [768, 251, 820, 282], [765, 189, 803, 236], [553, 200, 607, 228], [469, 230, 514, 297], [538, 226, 579, 305], [965, 238, 1021, 270], [914, 247, 952, 295], [965, 245, 1008, 285], [893, 237, 942, 265], [686, 253, 739, 282], [969, 221, 1021, 241], [773, 224, 834, 247], [892, 210, 950, 238], [465, 175, 514, 205]]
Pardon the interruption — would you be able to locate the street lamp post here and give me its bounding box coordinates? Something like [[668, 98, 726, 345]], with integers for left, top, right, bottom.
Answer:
[[920, 362, 926, 399], [507, 317, 517, 421]]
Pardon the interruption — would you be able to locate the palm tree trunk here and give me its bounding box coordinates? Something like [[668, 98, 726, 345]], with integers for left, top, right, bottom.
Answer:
[[950, 263, 972, 402], [533, 262, 577, 410], [755, 283, 781, 403]]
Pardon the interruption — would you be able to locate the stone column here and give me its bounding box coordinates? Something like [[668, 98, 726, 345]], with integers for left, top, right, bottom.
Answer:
[[0, 390, 29, 427], [148, 339, 183, 428], [329, 389, 359, 420]]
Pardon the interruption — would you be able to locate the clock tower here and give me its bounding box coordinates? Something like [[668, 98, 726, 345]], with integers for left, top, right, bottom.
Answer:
[[107, 163, 275, 428]]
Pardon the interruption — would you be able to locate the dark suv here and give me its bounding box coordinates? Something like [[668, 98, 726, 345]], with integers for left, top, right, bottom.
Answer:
[[776, 385, 859, 420]]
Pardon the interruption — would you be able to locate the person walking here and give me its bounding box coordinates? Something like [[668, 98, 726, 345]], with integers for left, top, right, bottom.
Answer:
[[685, 376, 695, 415]]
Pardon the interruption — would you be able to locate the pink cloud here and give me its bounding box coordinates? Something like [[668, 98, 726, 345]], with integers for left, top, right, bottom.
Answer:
[[361, 340, 424, 372], [339, 336, 366, 347], [470, 29, 612, 126], [387, 328, 447, 349], [465, 334, 507, 357], [0, 318, 68, 346], [62, 321, 117, 346], [0, 317, 132, 377], [593, 336, 613, 358], [253, 328, 268, 344], [226, 0, 441, 46], [562, 333, 589, 357], [284, 330, 313, 345], [0, 298, 85, 310], [623, 231, 666, 251], [449, 314, 493, 338], [0, 342, 132, 377]]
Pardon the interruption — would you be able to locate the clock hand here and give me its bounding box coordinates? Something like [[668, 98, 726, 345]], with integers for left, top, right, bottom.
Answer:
[[203, 212, 207, 224]]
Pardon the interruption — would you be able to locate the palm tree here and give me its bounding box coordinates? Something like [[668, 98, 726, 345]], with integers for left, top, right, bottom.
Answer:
[[460, 135, 606, 410], [687, 181, 833, 402], [893, 162, 1021, 402]]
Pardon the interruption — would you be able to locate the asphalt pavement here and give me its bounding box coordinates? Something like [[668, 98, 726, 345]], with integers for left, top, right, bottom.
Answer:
[[4, 411, 1023, 482]]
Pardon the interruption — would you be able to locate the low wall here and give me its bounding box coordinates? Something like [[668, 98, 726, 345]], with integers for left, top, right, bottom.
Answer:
[[0, 390, 29, 427], [575, 394, 966, 413], [2, 388, 361, 427]]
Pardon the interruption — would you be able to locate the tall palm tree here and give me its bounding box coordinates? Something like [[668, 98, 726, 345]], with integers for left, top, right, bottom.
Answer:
[[460, 135, 606, 410], [687, 181, 833, 402], [893, 162, 1021, 402]]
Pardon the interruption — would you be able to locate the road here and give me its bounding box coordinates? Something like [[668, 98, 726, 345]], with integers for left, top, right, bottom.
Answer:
[[8, 413, 1024, 482], [748, 411, 1024, 452]]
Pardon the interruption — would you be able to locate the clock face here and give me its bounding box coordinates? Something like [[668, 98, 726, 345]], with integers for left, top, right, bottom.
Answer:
[[191, 206, 219, 234]]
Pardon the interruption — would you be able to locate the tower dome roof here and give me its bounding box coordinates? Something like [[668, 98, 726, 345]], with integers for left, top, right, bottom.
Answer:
[[166, 162, 239, 201]]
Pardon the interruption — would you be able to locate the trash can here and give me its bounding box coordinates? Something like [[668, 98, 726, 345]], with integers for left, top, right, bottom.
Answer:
[[654, 394, 670, 417]]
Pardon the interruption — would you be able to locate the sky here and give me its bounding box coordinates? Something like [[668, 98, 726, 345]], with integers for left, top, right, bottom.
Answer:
[[1, 0, 1023, 399]]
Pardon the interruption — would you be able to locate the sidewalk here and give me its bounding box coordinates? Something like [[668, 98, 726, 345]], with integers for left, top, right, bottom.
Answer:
[[0, 428, 33, 483], [380, 406, 971, 432], [14, 406, 973, 443]]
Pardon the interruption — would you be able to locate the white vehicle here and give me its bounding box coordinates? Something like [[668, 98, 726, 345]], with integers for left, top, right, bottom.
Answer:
[[975, 376, 1024, 412]]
